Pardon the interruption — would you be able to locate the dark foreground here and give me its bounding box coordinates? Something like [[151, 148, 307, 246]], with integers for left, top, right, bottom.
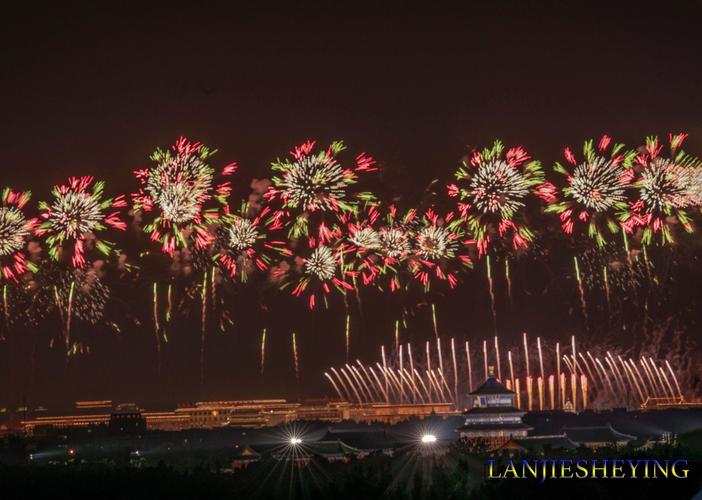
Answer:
[[2, 436, 702, 500]]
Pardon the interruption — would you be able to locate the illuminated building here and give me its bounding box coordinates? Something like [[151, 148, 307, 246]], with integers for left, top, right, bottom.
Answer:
[[458, 367, 531, 448]]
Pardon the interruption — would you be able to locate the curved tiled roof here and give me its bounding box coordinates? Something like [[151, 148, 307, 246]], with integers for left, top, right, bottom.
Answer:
[[469, 375, 514, 395]]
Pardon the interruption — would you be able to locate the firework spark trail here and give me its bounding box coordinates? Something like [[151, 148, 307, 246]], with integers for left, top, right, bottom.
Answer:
[[465, 341, 473, 393], [617, 356, 646, 403], [526, 376, 533, 411], [641, 358, 662, 397], [605, 354, 625, 394], [152, 283, 161, 373], [166, 284, 173, 323], [292, 332, 299, 383], [494, 335, 502, 381], [324, 372, 344, 400], [595, 358, 616, 396], [617, 355, 643, 399], [515, 378, 522, 409], [602, 266, 610, 307], [368, 366, 389, 402], [581, 375, 588, 409], [559, 374, 566, 409], [394, 319, 399, 355], [413, 369, 432, 402], [451, 338, 458, 403], [573, 256, 588, 323], [349, 365, 372, 402], [431, 303, 438, 338], [628, 359, 649, 399], [505, 258, 512, 302], [437, 337, 444, 378], [398, 345, 405, 402], [200, 270, 208, 386], [330, 367, 353, 401], [437, 368, 453, 404], [562, 355, 575, 375], [556, 342, 561, 408], [65, 281, 75, 351], [624, 358, 646, 402], [587, 352, 606, 389], [260, 328, 267, 375], [537, 376, 544, 410], [486, 256, 497, 329], [578, 353, 596, 387], [425, 341, 432, 373], [402, 368, 424, 404], [381, 346, 389, 402], [666, 360, 683, 398], [508, 350, 515, 390], [2, 284, 8, 332], [358, 361, 382, 401], [340, 367, 361, 403], [408, 343, 415, 396], [549, 375, 555, 410], [345, 314, 350, 362], [659, 366, 676, 399], [523, 332, 530, 377], [482, 339, 488, 381], [425, 370, 441, 401], [571, 373, 578, 411], [537, 337, 544, 383]]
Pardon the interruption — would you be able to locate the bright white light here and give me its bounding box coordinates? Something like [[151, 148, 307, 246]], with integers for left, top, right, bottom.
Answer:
[[289, 437, 302, 445], [420, 434, 437, 444]]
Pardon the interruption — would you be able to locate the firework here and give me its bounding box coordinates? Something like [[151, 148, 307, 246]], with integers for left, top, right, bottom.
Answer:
[[343, 204, 413, 291], [622, 133, 702, 245], [265, 140, 377, 242], [37, 176, 127, 268], [546, 135, 636, 246], [448, 140, 553, 255], [133, 137, 236, 256], [328, 335, 687, 410], [408, 209, 473, 291], [214, 203, 291, 282], [0, 188, 38, 282], [288, 244, 354, 309]]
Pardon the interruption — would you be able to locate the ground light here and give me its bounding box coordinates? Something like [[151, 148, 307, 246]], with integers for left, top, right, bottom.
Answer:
[[420, 434, 437, 444]]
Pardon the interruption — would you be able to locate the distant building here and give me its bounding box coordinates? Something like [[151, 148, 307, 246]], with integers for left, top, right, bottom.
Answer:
[[458, 367, 532, 448], [109, 404, 146, 433], [499, 434, 578, 454], [230, 445, 261, 470], [562, 424, 636, 448], [271, 440, 364, 465]]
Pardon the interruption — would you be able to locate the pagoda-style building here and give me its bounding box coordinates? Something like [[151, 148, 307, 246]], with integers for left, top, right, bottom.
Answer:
[[458, 367, 532, 448]]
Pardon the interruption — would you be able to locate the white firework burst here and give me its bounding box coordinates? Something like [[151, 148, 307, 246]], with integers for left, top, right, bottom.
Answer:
[[415, 226, 457, 260], [50, 191, 103, 238], [279, 155, 348, 211], [146, 151, 214, 224], [468, 160, 529, 216], [305, 246, 337, 280], [379, 227, 410, 258], [225, 216, 259, 251], [349, 227, 380, 250], [640, 158, 690, 212], [0, 206, 30, 257], [569, 157, 627, 212]]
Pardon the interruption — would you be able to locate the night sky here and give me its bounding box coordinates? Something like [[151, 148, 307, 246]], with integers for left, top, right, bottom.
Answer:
[[2, 2, 702, 409]]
